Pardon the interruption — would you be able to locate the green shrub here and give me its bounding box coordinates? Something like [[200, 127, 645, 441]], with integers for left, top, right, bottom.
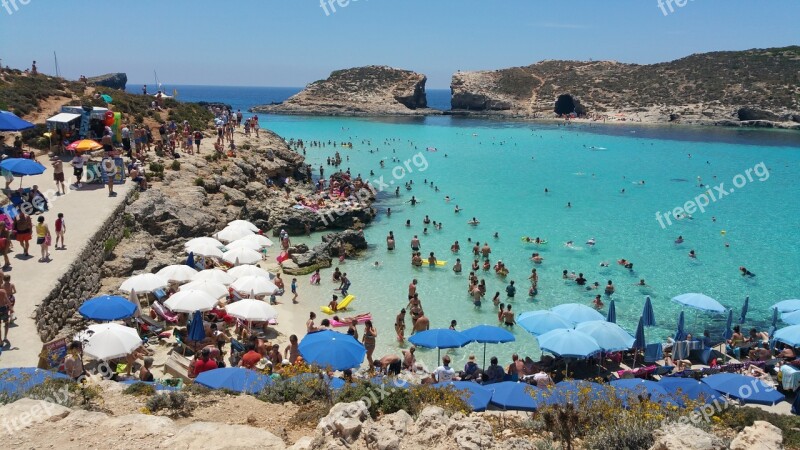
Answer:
[[194, 178, 205, 187], [103, 237, 118, 254], [123, 382, 155, 397], [149, 162, 164, 174], [145, 392, 192, 416], [170, 160, 180, 171], [258, 377, 331, 405]]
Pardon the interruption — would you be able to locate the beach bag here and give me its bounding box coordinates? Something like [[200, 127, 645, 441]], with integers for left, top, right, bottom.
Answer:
[[45, 234, 52, 246]]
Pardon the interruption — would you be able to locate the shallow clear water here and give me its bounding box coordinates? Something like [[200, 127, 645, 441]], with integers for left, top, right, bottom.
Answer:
[[263, 115, 800, 368]]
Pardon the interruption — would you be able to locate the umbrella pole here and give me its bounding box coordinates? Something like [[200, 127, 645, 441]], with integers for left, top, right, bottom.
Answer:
[[483, 343, 487, 371]]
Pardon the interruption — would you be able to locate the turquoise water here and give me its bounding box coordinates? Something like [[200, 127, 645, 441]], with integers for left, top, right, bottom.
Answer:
[[264, 115, 800, 368]]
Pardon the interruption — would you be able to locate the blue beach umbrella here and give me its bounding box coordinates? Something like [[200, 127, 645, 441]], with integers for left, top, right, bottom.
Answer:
[[769, 307, 779, 338], [633, 317, 646, 350], [675, 311, 687, 341], [642, 297, 656, 327], [701, 373, 785, 406], [539, 380, 608, 407], [489, 381, 541, 411], [575, 321, 635, 352], [739, 296, 749, 324], [672, 293, 726, 314], [188, 311, 206, 354], [606, 300, 617, 323], [0, 110, 35, 131], [0, 158, 46, 176], [658, 377, 725, 406], [409, 328, 469, 361], [773, 325, 800, 347], [462, 325, 515, 368], [195, 367, 272, 394], [611, 378, 681, 407], [781, 310, 800, 326], [772, 299, 800, 314], [721, 310, 734, 340], [536, 328, 601, 359], [518, 310, 573, 335], [299, 330, 366, 370], [434, 381, 492, 412], [78, 295, 137, 321], [0, 368, 70, 397], [551, 303, 604, 324]]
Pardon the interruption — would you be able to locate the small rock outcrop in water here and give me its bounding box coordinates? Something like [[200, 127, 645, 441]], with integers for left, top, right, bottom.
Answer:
[[449, 46, 800, 126], [251, 66, 440, 116], [86, 72, 128, 90], [282, 230, 368, 275]]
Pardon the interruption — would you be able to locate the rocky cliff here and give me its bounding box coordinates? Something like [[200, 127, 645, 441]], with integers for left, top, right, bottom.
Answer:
[[86, 72, 128, 90], [450, 46, 800, 127], [252, 66, 439, 116]]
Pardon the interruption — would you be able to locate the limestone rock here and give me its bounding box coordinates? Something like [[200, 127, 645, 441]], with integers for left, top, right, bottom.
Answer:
[[729, 420, 783, 450], [163, 421, 285, 449], [127, 188, 216, 244], [220, 185, 247, 207], [287, 436, 314, 450], [317, 401, 370, 443], [0, 398, 71, 432], [252, 66, 440, 116], [649, 422, 724, 450], [86, 72, 127, 90]]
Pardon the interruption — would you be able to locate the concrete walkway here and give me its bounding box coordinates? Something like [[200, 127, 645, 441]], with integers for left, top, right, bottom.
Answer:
[[0, 154, 134, 368]]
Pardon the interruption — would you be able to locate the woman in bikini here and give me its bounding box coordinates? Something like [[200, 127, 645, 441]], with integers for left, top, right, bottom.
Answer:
[[362, 320, 377, 368]]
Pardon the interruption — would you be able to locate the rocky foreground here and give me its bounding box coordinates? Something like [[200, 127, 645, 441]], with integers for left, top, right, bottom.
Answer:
[[0, 393, 785, 450], [251, 66, 439, 116]]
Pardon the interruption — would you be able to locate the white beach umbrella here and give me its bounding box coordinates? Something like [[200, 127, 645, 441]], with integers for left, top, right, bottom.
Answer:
[[156, 264, 198, 283], [224, 239, 262, 252], [120, 273, 168, 293], [181, 279, 229, 300], [128, 288, 142, 318], [82, 323, 142, 360], [164, 289, 219, 313], [185, 237, 224, 249], [236, 234, 274, 248], [231, 276, 279, 296], [214, 226, 255, 243], [222, 248, 262, 266], [227, 220, 260, 232], [193, 269, 236, 285], [227, 265, 274, 280], [185, 243, 224, 258], [225, 299, 278, 322]]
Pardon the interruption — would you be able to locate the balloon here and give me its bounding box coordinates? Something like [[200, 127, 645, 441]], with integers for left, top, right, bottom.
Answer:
[[104, 116, 115, 126]]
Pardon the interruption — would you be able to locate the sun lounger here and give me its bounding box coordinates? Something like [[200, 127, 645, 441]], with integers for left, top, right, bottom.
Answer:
[[153, 288, 168, 303], [152, 302, 179, 324]]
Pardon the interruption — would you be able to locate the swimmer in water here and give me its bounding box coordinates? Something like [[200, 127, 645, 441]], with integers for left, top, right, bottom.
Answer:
[[445, 196, 451, 202], [586, 238, 596, 246], [531, 253, 543, 264], [565, 241, 574, 248], [739, 266, 756, 277], [600, 261, 610, 267], [468, 217, 480, 225], [493, 232, 499, 239], [635, 279, 648, 287], [689, 250, 696, 258], [454, 205, 461, 213], [567, 202, 572, 208], [675, 235, 684, 244], [373, 261, 381, 268]]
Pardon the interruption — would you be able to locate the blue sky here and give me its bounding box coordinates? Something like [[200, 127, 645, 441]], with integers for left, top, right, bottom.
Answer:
[[1, 0, 798, 88]]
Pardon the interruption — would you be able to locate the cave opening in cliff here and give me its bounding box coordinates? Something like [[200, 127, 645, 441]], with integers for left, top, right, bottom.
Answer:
[[554, 94, 578, 116]]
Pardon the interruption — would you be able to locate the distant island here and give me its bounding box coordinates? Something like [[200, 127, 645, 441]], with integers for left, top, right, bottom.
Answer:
[[251, 66, 440, 116], [252, 46, 800, 129]]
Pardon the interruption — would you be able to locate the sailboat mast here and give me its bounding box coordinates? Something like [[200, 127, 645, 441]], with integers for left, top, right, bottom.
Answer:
[[54, 51, 59, 77]]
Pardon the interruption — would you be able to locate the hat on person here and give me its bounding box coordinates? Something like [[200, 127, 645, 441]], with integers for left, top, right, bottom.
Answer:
[[468, 355, 475, 361]]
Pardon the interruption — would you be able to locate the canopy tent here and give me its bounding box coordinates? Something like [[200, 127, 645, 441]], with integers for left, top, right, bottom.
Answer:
[[45, 112, 82, 130], [60, 105, 109, 120]]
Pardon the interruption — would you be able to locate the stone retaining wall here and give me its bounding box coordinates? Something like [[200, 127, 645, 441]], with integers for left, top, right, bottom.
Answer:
[[34, 190, 137, 341]]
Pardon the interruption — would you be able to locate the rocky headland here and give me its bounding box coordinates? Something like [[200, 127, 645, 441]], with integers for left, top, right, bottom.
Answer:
[[253, 47, 800, 129], [449, 46, 800, 128], [251, 66, 440, 116]]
